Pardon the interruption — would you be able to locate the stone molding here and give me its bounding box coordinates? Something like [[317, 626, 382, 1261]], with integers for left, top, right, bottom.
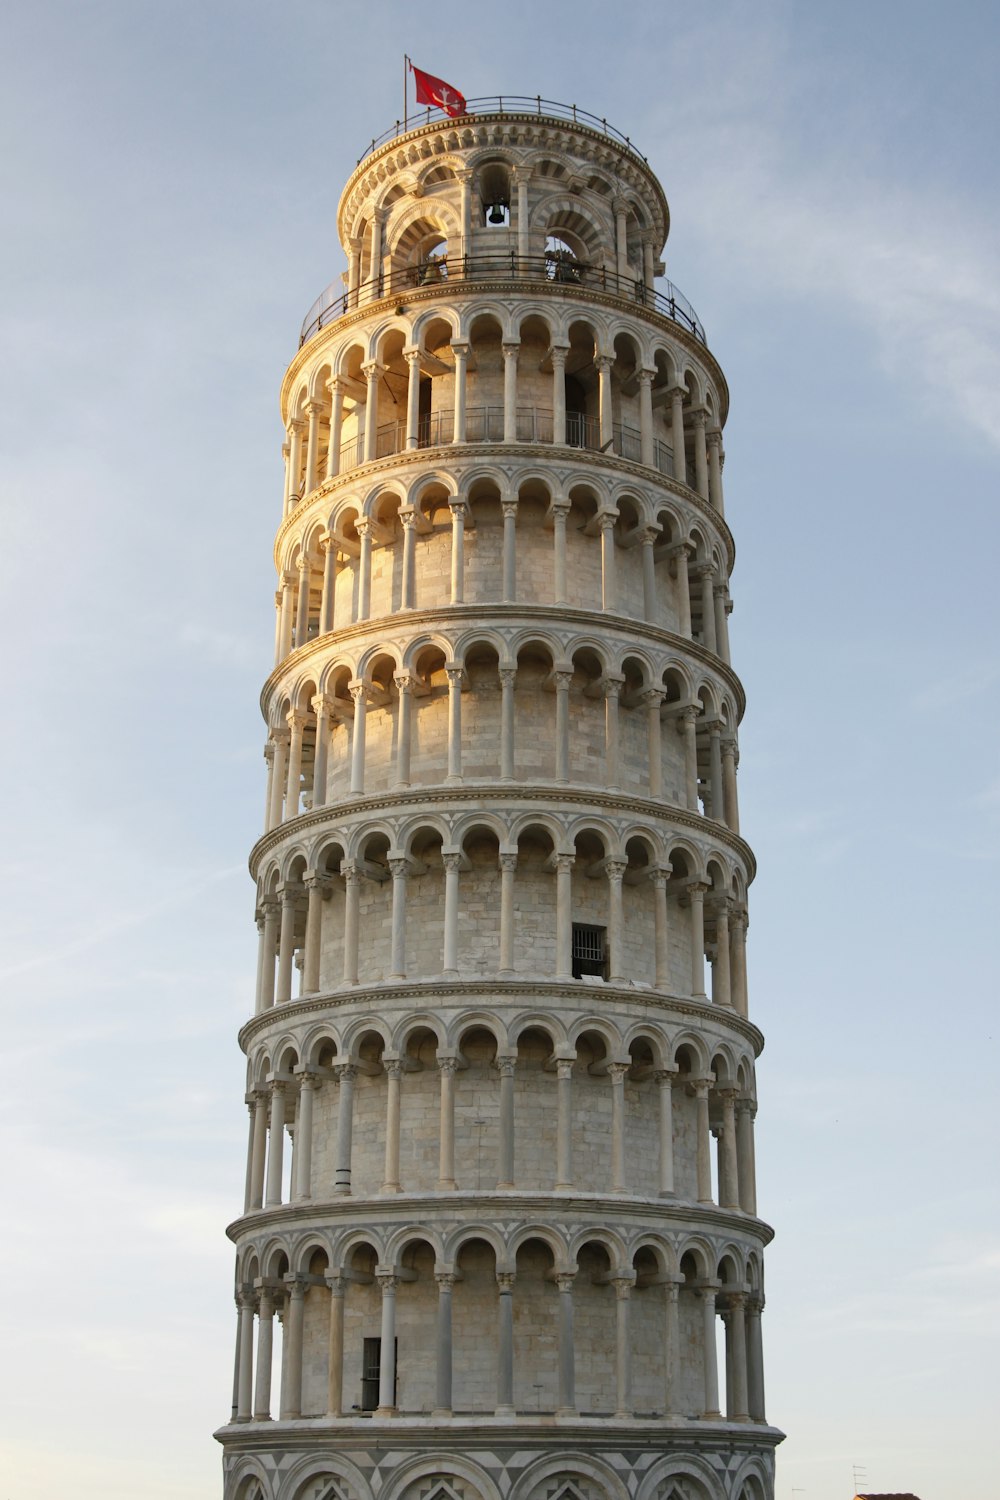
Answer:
[[236, 976, 764, 1054], [262, 602, 745, 720], [248, 780, 756, 882], [273, 432, 735, 571]]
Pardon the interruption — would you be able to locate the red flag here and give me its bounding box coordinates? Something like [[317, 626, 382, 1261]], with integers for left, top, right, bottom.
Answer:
[[410, 62, 466, 118]]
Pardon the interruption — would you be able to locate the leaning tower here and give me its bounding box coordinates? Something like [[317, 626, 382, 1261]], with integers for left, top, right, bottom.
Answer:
[[220, 98, 779, 1500]]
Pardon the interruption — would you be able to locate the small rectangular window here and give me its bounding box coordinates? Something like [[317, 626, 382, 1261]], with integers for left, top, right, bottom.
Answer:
[[361, 1337, 396, 1410], [572, 923, 607, 980]]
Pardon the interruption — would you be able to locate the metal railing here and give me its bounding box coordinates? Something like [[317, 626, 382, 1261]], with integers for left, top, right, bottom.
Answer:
[[300, 253, 705, 347], [332, 406, 676, 479], [356, 97, 649, 166]]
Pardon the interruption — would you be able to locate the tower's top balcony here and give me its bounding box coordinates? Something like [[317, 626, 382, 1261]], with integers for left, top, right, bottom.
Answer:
[[326, 100, 678, 347]]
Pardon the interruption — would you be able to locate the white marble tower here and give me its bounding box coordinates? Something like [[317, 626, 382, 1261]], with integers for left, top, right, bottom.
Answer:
[[218, 96, 780, 1500]]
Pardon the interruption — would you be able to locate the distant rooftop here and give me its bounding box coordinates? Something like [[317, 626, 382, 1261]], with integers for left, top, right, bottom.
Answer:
[[855, 1492, 923, 1499]]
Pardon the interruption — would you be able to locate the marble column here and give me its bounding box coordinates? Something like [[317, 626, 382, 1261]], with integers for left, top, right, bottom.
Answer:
[[651, 866, 671, 988], [554, 854, 574, 978], [697, 564, 718, 653], [692, 409, 709, 500], [604, 676, 623, 789], [433, 1272, 456, 1415], [501, 499, 518, 601], [678, 706, 699, 812], [499, 667, 516, 780], [712, 900, 732, 1008], [719, 1089, 740, 1208], [656, 1070, 676, 1196], [747, 1297, 766, 1421], [442, 853, 462, 975], [502, 342, 519, 441], [613, 1278, 634, 1417], [496, 1271, 516, 1414], [640, 528, 658, 622], [404, 348, 421, 449], [644, 687, 665, 796], [253, 1288, 275, 1419], [382, 1059, 403, 1193], [334, 1063, 356, 1195], [707, 428, 725, 514], [275, 885, 300, 1005], [498, 853, 517, 974], [555, 1058, 574, 1189], [393, 673, 414, 786], [737, 1098, 758, 1214], [694, 1079, 713, 1203], [309, 695, 333, 810], [375, 1273, 398, 1414], [302, 876, 327, 994], [556, 1272, 577, 1415], [437, 1056, 458, 1189], [664, 1281, 681, 1416], [326, 1275, 346, 1416], [292, 1073, 317, 1201], [551, 501, 570, 602], [700, 1286, 721, 1417], [554, 669, 572, 782], [341, 863, 360, 986], [669, 387, 687, 486], [256, 899, 279, 1012], [356, 518, 373, 620], [388, 857, 409, 979], [325, 379, 345, 478], [248, 1089, 268, 1209], [721, 737, 740, 833], [608, 1059, 629, 1191], [638, 369, 655, 466], [348, 680, 366, 794], [265, 1082, 287, 1207], [596, 354, 613, 447], [399, 508, 418, 609], [496, 1055, 516, 1187], [687, 881, 709, 998], [727, 1292, 749, 1420], [361, 362, 382, 462], [606, 859, 627, 981], [237, 1292, 255, 1420], [445, 666, 463, 782], [303, 400, 322, 495], [281, 1279, 306, 1419], [449, 499, 467, 604], [551, 346, 568, 443], [452, 341, 469, 442], [671, 543, 692, 637], [599, 513, 618, 610]]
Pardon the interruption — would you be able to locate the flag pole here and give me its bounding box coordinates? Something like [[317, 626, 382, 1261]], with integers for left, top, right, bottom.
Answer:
[[403, 55, 408, 132]]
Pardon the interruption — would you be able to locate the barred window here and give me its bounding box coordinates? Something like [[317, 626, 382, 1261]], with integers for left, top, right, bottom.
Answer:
[[572, 922, 607, 980]]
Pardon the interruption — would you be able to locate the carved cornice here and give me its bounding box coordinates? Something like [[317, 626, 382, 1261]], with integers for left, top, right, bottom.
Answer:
[[226, 1190, 775, 1249], [214, 1414, 785, 1447], [281, 277, 728, 433], [248, 782, 756, 882], [262, 603, 746, 721], [237, 976, 765, 1054], [274, 430, 736, 574]]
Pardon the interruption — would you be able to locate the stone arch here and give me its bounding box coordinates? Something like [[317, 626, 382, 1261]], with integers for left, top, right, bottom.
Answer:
[[510, 1453, 631, 1500], [227, 1457, 274, 1500], [635, 1454, 726, 1500], [281, 1451, 372, 1500], [381, 1455, 502, 1500]]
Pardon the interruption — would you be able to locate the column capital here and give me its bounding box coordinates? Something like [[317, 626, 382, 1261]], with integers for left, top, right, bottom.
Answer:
[[496, 1270, 516, 1293], [448, 497, 470, 519], [494, 1054, 517, 1078], [597, 508, 618, 533], [354, 515, 373, 538], [686, 879, 710, 898], [498, 666, 517, 689], [501, 499, 518, 521], [554, 1272, 576, 1293], [310, 692, 337, 719], [437, 1053, 460, 1075], [333, 1061, 358, 1084], [721, 737, 740, 764], [551, 852, 575, 873], [638, 366, 655, 387], [360, 360, 384, 381], [501, 341, 520, 359], [399, 506, 419, 531], [641, 686, 666, 709], [441, 852, 464, 874], [690, 406, 709, 429], [285, 709, 309, 733], [287, 416, 306, 436], [498, 851, 518, 874], [303, 397, 324, 417], [694, 560, 716, 580], [434, 1271, 459, 1290], [549, 342, 569, 366], [348, 679, 367, 705], [706, 426, 724, 449], [376, 1271, 400, 1293], [450, 339, 470, 359], [393, 670, 416, 695], [553, 668, 574, 691], [650, 863, 673, 890], [325, 1273, 347, 1296], [388, 857, 410, 880], [607, 1059, 630, 1079], [602, 673, 625, 700], [676, 704, 700, 730], [556, 1057, 575, 1080], [594, 352, 614, 372], [669, 540, 692, 562], [612, 1275, 635, 1298], [605, 859, 628, 883], [444, 665, 464, 688]]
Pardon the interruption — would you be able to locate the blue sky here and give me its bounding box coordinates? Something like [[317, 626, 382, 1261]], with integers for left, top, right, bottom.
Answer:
[[1, 2, 997, 1497]]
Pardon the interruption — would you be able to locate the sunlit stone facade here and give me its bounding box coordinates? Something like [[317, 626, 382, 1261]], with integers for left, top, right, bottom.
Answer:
[[218, 99, 780, 1500]]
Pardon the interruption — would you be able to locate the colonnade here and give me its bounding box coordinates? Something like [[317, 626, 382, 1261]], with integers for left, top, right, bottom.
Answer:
[[253, 860, 749, 1013], [263, 687, 740, 833], [242, 1062, 758, 1214], [273, 509, 732, 668], [233, 1260, 765, 1426], [283, 343, 726, 516]]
